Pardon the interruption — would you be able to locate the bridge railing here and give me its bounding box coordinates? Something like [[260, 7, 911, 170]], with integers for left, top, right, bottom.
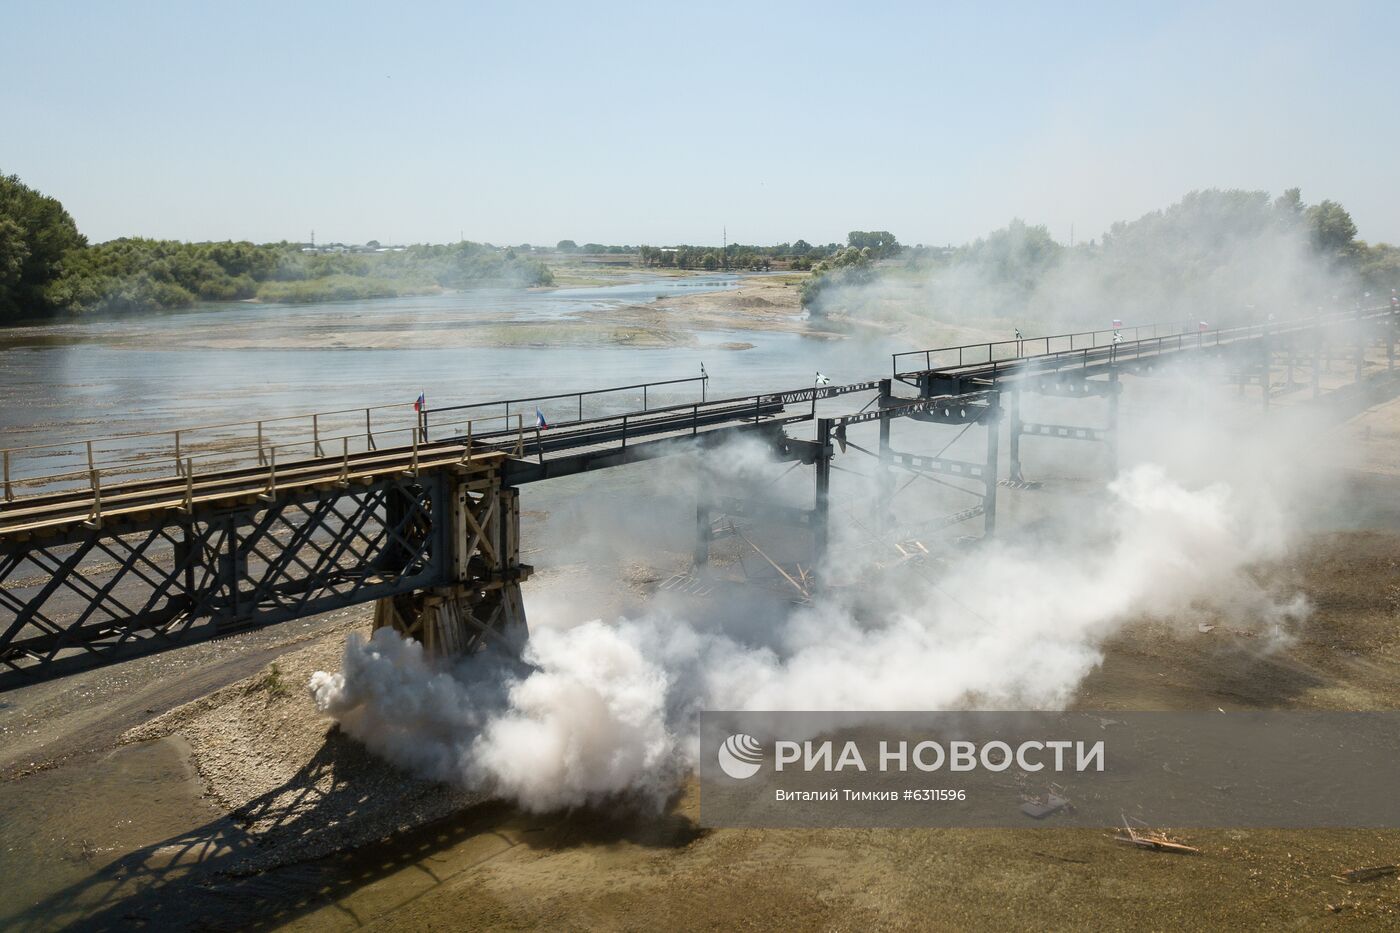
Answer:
[[421, 375, 709, 436], [0, 375, 716, 506], [0, 402, 416, 501], [893, 321, 1196, 378], [0, 405, 531, 505], [892, 307, 1394, 379]]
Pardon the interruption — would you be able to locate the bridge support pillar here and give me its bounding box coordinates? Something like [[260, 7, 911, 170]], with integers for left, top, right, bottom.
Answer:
[[877, 379, 893, 533], [1260, 347, 1271, 411], [814, 418, 833, 563], [982, 400, 1000, 536], [1007, 387, 1024, 483], [1313, 339, 1322, 399], [877, 410, 893, 533], [375, 472, 531, 657], [694, 498, 711, 566], [1106, 370, 1121, 468]]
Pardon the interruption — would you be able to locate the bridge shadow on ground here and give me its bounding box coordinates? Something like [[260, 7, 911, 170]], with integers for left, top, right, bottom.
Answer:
[[7, 732, 701, 932]]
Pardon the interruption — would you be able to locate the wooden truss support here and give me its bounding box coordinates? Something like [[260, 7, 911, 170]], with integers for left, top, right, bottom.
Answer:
[[374, 471, 531, 658]]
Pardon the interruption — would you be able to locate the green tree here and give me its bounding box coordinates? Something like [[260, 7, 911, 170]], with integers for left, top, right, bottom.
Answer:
[[0, 217, 28, 301], [0, 173, 87, 318], [1305, 200, 1357, 257], [1356, 242, 1400, 293], [1273, 187, 1304, 227], [846, 230, 901, 259], [556, 239, 577, 251]]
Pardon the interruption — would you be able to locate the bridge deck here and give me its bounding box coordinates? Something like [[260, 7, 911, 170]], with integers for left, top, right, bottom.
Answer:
[[0, 385, 890, 538], [893, 308, 1393, 388]]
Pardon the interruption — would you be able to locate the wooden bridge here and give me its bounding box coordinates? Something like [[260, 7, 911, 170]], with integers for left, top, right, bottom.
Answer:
[[1, 307, 1394, 690]]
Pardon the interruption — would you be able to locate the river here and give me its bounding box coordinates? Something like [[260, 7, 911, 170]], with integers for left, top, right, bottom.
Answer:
[[0, 273, 887, 456]]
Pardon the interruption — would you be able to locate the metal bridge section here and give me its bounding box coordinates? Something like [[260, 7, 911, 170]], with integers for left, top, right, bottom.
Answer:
[[2, 308, 1396, 690], [0, 375, 884, 689], [892, 307, 1399, 483]]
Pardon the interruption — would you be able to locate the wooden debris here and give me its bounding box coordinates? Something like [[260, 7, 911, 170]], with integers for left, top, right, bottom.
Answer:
[[658, 572, 714, 597], [1021, 785, 1072, 819], [732, 524, 810, 600], [1332, 865, 1397, 884], [1112, 816, 1201, 855]]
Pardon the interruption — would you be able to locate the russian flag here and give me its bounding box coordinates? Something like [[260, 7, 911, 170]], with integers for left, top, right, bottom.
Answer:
[[413, 392, 425, 412], [535, 407, 548, 430]]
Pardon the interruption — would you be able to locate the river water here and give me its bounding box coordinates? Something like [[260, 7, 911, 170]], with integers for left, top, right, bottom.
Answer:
[[0, 273, 884, 454]]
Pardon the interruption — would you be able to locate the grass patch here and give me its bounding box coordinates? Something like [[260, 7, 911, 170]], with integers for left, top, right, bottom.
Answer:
[[255, 662, 291, 698]]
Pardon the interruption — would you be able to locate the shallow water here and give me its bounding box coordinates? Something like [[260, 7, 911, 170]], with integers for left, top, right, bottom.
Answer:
[[0, 273, 888, 462]]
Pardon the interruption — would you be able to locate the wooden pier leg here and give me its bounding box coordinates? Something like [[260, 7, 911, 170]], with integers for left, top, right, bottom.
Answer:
[[982, 399, 1000, 537], [1106, 371, 1121, 473], [378, 470, 531, 657], [874, 378, 893, 533], [1313, 339, 1322, 399], [694, 497, 711, 566], [814, 418, 832, 563], [1261, 345, 1270, 411], [878, 408, 893, 533], [1008, 385, 1024, 483]]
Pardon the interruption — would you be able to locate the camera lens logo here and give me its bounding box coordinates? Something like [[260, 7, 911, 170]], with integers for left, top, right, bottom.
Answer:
[[717, 733, 764, 779]]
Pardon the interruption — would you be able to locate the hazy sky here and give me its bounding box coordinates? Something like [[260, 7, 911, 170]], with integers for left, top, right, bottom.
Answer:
[[4, 1, 1397, 248]]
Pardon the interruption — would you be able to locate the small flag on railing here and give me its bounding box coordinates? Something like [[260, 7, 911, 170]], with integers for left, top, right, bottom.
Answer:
[[535, 407, 548, 430], [700, 362, 708, 379], [1111, 318, 1122, 328], [1198, 321, 1209, 332], [413, 392, 425, 412], [815, 372, 831, 385]]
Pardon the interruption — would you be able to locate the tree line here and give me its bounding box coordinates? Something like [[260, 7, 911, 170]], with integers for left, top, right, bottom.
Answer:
[[0, 174, 554, 320], [635, 232, 901, 273]]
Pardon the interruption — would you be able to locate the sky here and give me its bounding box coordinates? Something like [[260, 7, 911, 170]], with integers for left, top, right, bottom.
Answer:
[[3, 1, 1398, 248]]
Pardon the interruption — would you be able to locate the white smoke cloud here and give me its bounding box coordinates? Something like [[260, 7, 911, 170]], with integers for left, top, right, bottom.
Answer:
[[809, 189, 1363, 338], [311, 383, 1314, 811]]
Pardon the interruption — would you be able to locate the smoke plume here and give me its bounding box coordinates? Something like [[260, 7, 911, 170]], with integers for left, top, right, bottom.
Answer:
[[310, 362, 1323, 811]]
